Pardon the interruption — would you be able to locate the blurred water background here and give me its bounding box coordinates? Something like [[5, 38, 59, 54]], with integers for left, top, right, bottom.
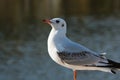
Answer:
[[0, 0, 120, 80]]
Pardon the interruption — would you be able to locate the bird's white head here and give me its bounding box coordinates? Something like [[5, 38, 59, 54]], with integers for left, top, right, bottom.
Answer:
[[43, 18, 67, 34]]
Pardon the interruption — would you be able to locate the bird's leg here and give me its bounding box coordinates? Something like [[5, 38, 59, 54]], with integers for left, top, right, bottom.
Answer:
[[73, 70, 77, 80]]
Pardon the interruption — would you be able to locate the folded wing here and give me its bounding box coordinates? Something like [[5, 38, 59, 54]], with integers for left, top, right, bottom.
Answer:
[[57, 51, 102, 65]]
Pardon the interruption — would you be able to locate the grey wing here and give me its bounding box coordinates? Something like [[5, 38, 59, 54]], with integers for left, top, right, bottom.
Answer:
[[57, 51, 102, 65], [57, 38, 105, 65]]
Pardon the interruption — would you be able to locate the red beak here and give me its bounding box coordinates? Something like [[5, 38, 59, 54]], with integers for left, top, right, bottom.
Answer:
[[43, 19, 51, 24]]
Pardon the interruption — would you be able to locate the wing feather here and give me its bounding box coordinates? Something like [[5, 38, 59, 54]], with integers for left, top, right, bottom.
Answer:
[[57, 51, 101, 65]]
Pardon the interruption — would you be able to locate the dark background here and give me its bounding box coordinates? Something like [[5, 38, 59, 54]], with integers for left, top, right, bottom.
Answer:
[[0, 0, 120, 80]]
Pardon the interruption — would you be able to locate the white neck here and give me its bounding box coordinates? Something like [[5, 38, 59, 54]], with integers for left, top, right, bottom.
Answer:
[[48, 28, 67, 50], [47, 28, 67, 62]]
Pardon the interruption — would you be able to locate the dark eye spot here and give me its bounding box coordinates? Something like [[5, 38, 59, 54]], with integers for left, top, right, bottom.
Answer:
[[56, 20, 60, 23], [62, 24, 64, 27]]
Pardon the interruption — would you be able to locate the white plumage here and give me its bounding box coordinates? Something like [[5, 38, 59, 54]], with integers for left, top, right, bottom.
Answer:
[[43, 18, 120, 80]]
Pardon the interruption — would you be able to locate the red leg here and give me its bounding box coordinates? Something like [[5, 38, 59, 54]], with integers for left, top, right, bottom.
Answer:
[[73, 70, 77, 80]]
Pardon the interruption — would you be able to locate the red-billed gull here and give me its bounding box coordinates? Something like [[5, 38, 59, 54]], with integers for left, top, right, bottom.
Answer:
[[43, 18, 120, 80]]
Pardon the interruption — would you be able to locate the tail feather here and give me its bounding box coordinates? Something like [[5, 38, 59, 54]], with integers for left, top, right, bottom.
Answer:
[[96, 59, 120, 68], [107, 59, 120, 74], [95, 59, 120, 74], [107, 59, 120, 68]]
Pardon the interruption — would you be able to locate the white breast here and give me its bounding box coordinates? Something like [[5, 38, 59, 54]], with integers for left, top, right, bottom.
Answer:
[[47, 29, 64, 65]]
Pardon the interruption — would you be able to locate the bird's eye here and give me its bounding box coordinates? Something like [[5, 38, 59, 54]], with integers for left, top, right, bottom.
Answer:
[[56, 20, 60, 23]]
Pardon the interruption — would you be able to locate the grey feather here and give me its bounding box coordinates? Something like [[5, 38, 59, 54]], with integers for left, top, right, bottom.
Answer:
[[57, 51, 101, 65]]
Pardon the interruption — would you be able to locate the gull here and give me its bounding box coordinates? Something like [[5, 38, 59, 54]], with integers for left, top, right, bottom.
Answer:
[[43, 18, 120, 80]]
